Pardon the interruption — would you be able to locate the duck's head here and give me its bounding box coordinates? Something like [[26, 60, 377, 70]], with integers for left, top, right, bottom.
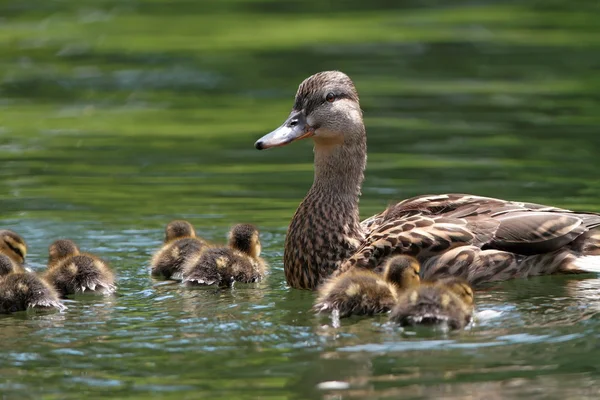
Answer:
[[48, 239, 80, 265], [0, 230, 27, 265], [383, 255, 421, 290], [255, 71, 363, 150], [165, 220, 196, 242], [0, 253, 17, 277], [228, 224, 261, 258], [437, 277, 474, 307]]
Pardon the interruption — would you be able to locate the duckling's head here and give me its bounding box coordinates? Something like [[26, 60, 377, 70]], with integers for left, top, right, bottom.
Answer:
[[165, 220, 196, 242], [48, 239, 80, 265], [228, 224, 261, 258], [383, 255, 420, 290], [0, 253, 16, 276], [437, 277, 474, 307], [0, 230, 27, 265], [255, 71, 364, 150]]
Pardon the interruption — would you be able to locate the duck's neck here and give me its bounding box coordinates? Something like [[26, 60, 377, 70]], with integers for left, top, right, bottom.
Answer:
[[284, 128, 367, 290]]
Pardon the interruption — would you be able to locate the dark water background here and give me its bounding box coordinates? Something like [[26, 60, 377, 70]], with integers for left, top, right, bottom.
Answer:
[[1, 1, 600, 398]]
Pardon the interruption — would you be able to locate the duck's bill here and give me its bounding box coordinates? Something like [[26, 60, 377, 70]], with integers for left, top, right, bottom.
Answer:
[[255, 111, 315, 150]]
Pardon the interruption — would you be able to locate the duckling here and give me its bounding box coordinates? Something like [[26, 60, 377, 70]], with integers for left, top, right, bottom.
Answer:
[[389, 277, 474, 330], [150, 220, 206, 280], [0, 254, 65, 313], [313, 255, 421, 318], [182, 224, 267, 287], [44, 239, 116, 297], [0, 229, 27, 269]]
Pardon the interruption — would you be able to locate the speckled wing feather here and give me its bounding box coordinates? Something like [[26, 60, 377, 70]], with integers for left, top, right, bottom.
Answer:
[[353, 194, 600, 277], [344, 214, 476, 271]]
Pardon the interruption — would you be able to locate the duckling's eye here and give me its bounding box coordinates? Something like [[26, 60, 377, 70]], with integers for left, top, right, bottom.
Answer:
[[325, 92, 336, 102]]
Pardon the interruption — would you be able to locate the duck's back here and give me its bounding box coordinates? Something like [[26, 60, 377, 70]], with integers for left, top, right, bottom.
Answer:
[[182, 247, 234, 286], [348, 194, 600, 285], [151, 237, 205, 279], [0, 273, 64, 313], [228, 251, 265, 284], [389, 285, 471, 330], [183, 247, 265, 287], [46, 254, 115, 296], [314, 270, 398, 317]]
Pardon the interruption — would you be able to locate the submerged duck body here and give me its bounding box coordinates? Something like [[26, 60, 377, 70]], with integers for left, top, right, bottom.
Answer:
[[389, 277, 474, 330], [45, 239, 116, 297], [0, 254, 65, 313], [182, 224, 267, 287], [314, 255, 420, 318], [151, 220, 206, 280], [255, 71, 600, 290]]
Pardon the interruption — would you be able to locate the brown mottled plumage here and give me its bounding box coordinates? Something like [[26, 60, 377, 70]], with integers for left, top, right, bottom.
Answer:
[[0, 253, 65, 313], [0, 229, 27, 269], [389, 277, 474, 330], [150, 220, 206, 280], [313, 255, 420, 318], [45, 239, 116, 297], [182, 224, 267, 287], [255, 71, 600, 290]]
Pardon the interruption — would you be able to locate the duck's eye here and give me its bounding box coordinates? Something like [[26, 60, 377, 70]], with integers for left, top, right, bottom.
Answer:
[[325, 92, 336, 102]]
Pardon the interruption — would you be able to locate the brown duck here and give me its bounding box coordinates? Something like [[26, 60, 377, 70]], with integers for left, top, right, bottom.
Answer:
[[255, 70, 600, 290], [182, 224, 267, 287], [0, 253, 65, 313], [150, 220, 206, 280], [314, 255, 420, 318], [45, 239, 116, 297], [389, 277, 474, 330]]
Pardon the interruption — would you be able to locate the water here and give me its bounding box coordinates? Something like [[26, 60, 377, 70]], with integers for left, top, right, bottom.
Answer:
[[1, 0, 600, 398]]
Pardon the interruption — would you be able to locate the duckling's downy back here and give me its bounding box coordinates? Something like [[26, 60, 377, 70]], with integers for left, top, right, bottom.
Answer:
[[46, 254, 116, 296], [0, 259, 65, 313], [389, 281, 474, 330]]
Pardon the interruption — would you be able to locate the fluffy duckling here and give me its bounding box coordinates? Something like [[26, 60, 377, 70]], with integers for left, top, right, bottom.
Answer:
[[182, 224, 267, 287], [0, 229, 27, 270], [150, 220, 206, 280], [389, 277, 474, 330], [0, 254, 65, 313], [44, 239, 116, 297], [313, 255, 421, 318]]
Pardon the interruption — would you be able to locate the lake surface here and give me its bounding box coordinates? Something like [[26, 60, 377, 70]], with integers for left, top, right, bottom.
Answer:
[[1, 1, 600, 398]]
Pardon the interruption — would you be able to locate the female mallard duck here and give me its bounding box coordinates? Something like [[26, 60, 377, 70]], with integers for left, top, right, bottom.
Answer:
[[0, 253, 65, 313], [182, 224, 267, 287], [255, 70, 600, 290], [44, 239, 116, 297], [389, 277, 474, 330], [313, 255, 420, 318], [0, 229, 28, 270], [150, 220, 206, 280]]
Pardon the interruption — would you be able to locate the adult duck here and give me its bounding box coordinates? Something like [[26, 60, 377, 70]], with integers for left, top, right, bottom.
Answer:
[[254, 71, 600, 290]]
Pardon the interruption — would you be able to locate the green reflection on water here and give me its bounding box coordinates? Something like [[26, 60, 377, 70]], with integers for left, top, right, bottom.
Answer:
[[1, 0, 600, 398]]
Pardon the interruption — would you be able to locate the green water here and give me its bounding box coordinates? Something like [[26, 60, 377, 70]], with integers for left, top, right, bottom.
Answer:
[[1, 0, 600, 398]]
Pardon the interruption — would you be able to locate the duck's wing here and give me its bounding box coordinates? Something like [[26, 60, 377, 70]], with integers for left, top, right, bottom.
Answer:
[[351, 194, 600, 272]]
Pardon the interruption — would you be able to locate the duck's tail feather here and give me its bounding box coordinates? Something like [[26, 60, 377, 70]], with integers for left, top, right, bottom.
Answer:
[[184, 278, 217, 286], [573, 256, 600, 274], [80, 280, 117, 294], [29, 299, 67, 311], [171, 271, 183, 280]]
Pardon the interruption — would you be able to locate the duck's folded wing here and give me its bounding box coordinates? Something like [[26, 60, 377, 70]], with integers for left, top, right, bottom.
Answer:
[[361, 193, 575, 233], [480, 212, 588, 255], [346, 214, 476, 270]]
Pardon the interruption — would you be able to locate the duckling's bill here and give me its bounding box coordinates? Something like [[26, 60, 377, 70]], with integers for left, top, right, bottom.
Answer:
[[255, 111, 314, 150]]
